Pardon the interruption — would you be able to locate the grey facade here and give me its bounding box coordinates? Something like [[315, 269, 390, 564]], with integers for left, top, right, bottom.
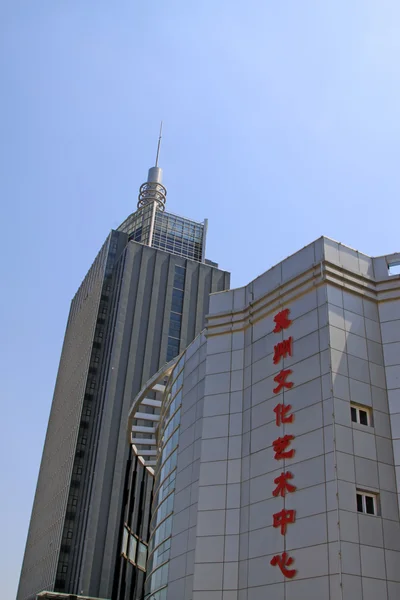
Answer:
[[17, 167, 230, 600], [128, 237, 400, 600]]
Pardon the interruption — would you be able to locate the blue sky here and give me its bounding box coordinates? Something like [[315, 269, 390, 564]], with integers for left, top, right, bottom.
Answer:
[[2, 1, 400, 598]]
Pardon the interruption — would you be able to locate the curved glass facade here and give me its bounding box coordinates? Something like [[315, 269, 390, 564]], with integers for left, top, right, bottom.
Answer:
[[144, 354, 186, 600]]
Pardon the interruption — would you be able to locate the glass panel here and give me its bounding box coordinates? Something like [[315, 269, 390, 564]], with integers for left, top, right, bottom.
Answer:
[[173, 273, 185, 290], [171, 299, 183, 313], [351, 407, 357, 423], [365, 496, 375, 515], [169, 320, 181, 337], [172, 289, 183, 301], [356, 494, 363, 513], [160, 587, 168, 600], [167, 337, 180, 361], [359, 410, 368, 426], [128, 535, 137, 562], [137, 541, 148, 570], [121, 527, 128, 554], [170, 312, 181, 323]]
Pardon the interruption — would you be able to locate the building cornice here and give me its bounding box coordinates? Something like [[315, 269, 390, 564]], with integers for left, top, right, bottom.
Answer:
[[206, 260, 400, 337]]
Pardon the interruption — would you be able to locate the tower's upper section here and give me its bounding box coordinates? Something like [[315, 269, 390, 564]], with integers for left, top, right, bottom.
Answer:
[[137, 166, 167, 211], [118, 127, 213, 265]]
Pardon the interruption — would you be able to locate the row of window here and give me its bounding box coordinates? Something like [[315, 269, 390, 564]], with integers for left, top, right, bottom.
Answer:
[[152, 466, 176, 513], [150, 491, 175, 530], [166, 266, 186, 362], [171, 288, 184, 313], [145, 561, 169, 599], [123, 207, 204, 262], [121, 527, 148, 571], [124, 204, 154, 243], [154, 212, 203, 238], [56, 281, 113, 588], [153, 212, 203, 261], [145, 364, 185, 598], [349, 404, 377, 515], [152, 234, 202, 261], [169, 314, 181, 338]]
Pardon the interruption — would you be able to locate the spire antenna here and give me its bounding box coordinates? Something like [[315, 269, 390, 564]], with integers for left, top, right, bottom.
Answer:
[[155, 121, 163, 167], [137, 122, 167, 211]]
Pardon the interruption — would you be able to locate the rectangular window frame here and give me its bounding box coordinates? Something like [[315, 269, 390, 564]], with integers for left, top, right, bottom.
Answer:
[[351, 403, 372, 427], [356, 490, 378, 516]]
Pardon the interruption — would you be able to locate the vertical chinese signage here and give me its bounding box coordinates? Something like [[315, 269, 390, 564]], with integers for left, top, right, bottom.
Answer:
[[270, 308, 297, 579]]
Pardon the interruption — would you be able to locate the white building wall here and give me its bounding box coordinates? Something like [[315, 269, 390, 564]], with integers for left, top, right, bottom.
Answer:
[[165, 237, 400, 600]]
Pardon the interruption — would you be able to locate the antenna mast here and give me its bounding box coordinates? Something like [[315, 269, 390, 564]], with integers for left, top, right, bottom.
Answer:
[[155, 121, 163, 167], [137, 122, 167, 211]]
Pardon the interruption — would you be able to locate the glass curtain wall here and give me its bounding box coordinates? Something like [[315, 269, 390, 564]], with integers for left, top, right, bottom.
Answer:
[[144, 355, 185, 600], [118, 207, 204, 263], [166, 265, 186, 362], [118, 204, 154, 245], [152, 211, 204, 262]]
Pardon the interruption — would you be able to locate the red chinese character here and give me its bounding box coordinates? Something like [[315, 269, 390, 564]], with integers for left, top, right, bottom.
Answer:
[[273, 337, 293, 364], [273, 508, 296, 535], [273, 369, 294, 394], [270, 552, 297, 579], [273, 309, 292, 333], [273, 434, 295, 460], [273, 471, 297, 497], [273, 403, 294, 426]]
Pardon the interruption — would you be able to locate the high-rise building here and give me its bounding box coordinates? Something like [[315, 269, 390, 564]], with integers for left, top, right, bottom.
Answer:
[[17, 153, 230, 600], [121, 237, 400, 600]]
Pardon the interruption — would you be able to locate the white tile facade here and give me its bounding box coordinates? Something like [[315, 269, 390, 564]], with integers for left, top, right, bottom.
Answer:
[[160, 238, 400, 600]]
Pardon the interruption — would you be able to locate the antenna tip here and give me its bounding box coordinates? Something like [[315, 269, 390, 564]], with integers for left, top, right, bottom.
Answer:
[[155, 121, 163, 167]]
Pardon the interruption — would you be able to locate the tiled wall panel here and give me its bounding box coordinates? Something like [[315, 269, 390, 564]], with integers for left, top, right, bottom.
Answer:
[[165, 238, 400, 600]]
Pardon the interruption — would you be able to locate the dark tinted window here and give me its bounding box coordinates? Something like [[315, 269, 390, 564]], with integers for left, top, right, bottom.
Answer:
[[365, 496, 375, 514]]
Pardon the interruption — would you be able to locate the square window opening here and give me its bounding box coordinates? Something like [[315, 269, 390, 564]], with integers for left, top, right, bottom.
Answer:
[[356, 490, 378, 516], [350, 403, 372, 427], [388, 263, 400, 276]]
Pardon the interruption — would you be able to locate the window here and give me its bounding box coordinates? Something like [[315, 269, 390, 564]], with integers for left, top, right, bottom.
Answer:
[[171, 289, 184, 313], [388, 262, 400, 276], [167, 337, 180, 362], [169, 318, 181, 337], [128, 535, 137, 563], [351, 404, 372, 427], [173, 266, 186, 290], [121, 527, 129, 555], [137, 541, 148, 570], [357, 491, 378, 515]]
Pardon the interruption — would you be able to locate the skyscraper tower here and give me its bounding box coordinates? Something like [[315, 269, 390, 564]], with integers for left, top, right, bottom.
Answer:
[[17, 141, 230, 600]]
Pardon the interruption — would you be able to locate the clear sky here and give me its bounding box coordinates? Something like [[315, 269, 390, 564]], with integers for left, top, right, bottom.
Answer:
[[2, 1, 400, 598]]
